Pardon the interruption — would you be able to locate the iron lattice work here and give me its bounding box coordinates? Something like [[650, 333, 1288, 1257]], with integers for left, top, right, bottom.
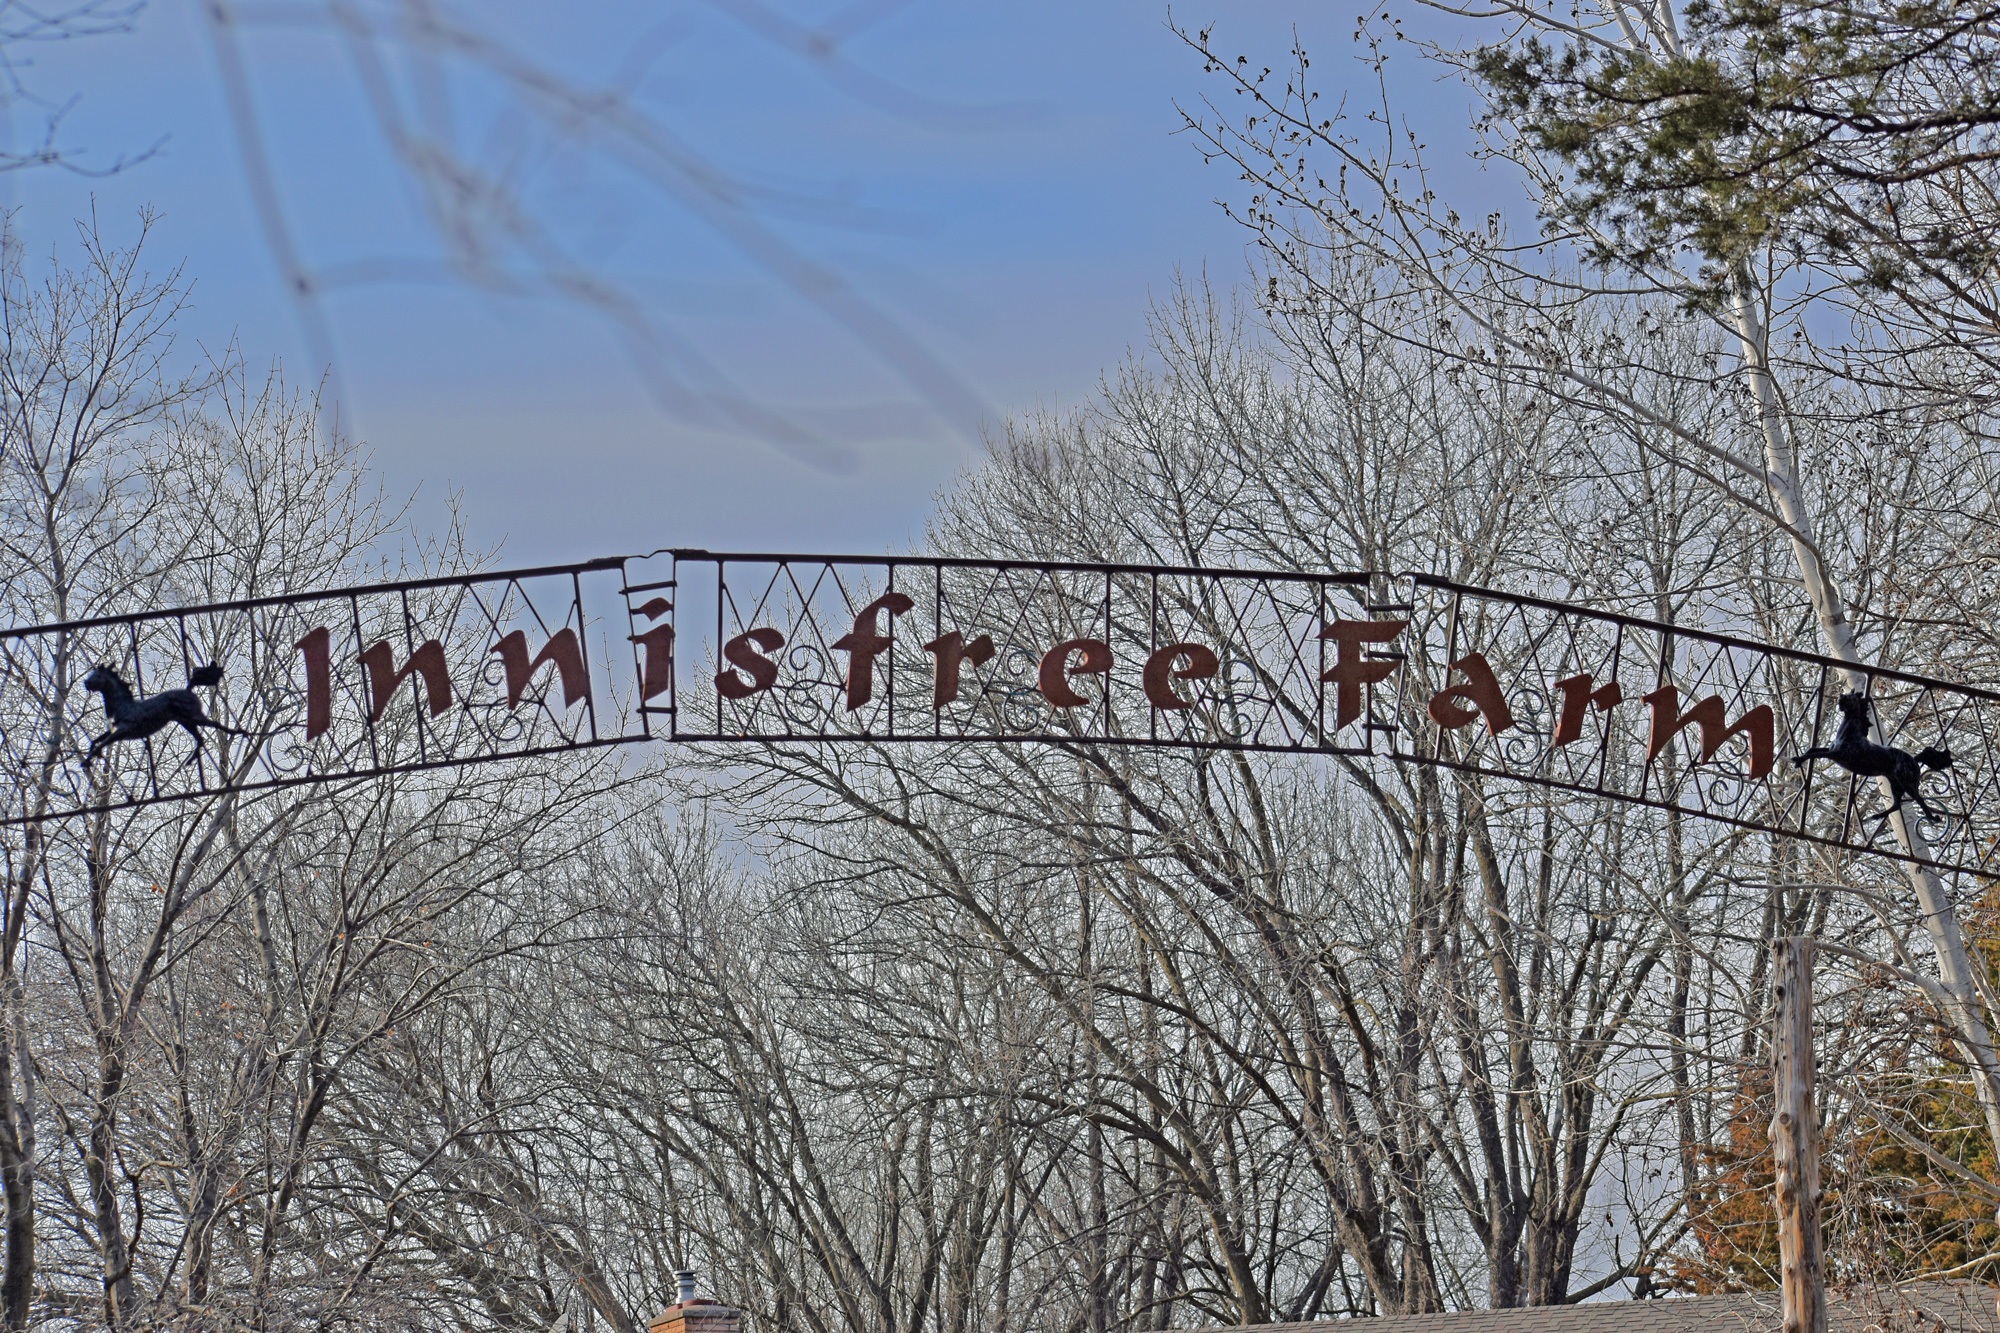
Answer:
[[4, 548, 1996, 877], [0, 557, 661, 826], [668, 552, 2000, 877]]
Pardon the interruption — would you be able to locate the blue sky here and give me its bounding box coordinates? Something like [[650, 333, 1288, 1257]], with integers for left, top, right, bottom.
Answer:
[[16, 0, 1496, 567]]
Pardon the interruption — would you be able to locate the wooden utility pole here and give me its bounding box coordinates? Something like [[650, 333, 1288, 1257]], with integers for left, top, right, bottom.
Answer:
[[1770, 936, 1825, 1333]]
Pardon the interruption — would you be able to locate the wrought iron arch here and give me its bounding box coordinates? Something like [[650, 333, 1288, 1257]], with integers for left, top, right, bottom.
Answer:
[[5, 549, 1991, 878]]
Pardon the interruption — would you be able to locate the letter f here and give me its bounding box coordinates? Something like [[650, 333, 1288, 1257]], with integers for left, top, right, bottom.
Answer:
[[832, 592, 914, 712], [1320, 618, 1408, 730]]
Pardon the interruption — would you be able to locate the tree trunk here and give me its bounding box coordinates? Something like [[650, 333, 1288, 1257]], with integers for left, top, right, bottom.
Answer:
[[0, 1018, 30, 1333], [1769, 937, 1824, 1333], [1728, 276, 2000, 1162]]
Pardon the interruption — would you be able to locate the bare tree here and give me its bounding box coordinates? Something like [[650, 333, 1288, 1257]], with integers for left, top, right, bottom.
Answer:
[[626, 274, 1790, 1317], [1167, 0, 2000, 1232], [0, 213, 639, 1331], [0, 209, 210, 1331]]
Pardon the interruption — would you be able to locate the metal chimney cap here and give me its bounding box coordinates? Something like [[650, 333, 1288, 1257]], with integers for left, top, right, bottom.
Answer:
[[676, 1270, 698, 1305]]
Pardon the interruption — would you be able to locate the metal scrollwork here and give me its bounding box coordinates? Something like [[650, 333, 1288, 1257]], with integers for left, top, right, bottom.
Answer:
[[1211, 657, 1261, 742], [1703, 771, 1749, 815], [990, 645, 1047, 733], [265, 726, 316, 775], [778, 643, 843, 731], [487, 706, 532, 747], [1501, 683, 1553, 769]]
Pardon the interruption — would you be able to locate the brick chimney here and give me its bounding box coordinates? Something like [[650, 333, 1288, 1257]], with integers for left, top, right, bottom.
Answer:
[[648, 1271, 740, 1333]]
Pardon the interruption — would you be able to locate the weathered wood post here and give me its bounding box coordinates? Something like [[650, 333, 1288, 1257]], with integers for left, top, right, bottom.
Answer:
[[1770, 936, 1825, 1333]]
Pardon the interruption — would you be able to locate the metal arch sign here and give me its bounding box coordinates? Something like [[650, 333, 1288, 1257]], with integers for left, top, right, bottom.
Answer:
[[3, 549, 1996, 877]]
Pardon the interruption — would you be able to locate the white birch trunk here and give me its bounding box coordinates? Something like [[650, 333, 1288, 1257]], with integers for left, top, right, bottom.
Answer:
[[1728, 275, 2000, 1161]]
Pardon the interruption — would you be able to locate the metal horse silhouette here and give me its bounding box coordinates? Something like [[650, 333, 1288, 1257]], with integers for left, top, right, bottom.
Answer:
[[83, 664, 253, 770], [1794, 690, 1954, 821]]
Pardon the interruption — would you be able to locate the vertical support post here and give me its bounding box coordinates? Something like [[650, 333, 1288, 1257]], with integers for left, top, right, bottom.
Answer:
[[1770, 935, 1824, 1333]]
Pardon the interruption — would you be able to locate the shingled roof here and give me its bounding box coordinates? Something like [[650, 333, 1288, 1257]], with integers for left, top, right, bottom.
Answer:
[[1166, 1285, 1999, 1333]]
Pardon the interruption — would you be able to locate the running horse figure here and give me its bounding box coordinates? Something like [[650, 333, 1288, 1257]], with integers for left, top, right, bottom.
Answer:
[[1793, 689, 1954, 822], [82, 663, 255, 770]]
